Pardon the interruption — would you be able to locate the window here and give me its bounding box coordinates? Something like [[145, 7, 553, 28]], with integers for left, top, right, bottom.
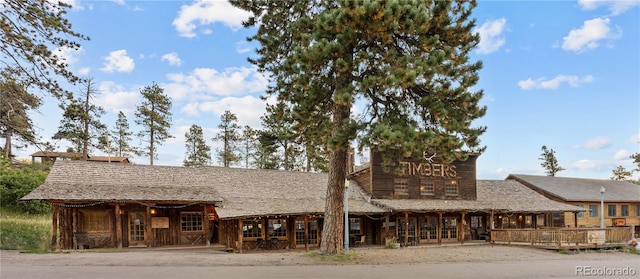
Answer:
[[349, 218, 361, 236], [394, 178, 409, 195], [81, 210, 110, 232], [621, 205, 629, 217], [636, 205, 640, 217], [181, 212, 203, 232], [420, 178, 434, 195], [268, 219, 287, 238], [588, 205, 598, 218], [444, 180, 458, 196], [243, 220, 263, 238], [607, 204, 617, 217], [575, 204, 584, 218]]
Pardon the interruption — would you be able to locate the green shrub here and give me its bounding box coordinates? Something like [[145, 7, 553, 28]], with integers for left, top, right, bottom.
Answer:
[[0, 208, 50, 251], [0, 161, 50, 214]]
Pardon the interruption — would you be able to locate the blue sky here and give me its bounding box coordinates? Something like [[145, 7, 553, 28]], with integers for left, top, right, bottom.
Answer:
[[14, 0, 640, 180]]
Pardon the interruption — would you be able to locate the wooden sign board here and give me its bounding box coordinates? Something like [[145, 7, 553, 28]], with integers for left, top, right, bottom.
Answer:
[[587, 230, 605, 245], [151, 217, 169, 229], [613, 218, 626, 226]]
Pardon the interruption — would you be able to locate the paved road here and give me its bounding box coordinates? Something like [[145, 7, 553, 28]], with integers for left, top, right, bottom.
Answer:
[[2, 259, 638, 279]]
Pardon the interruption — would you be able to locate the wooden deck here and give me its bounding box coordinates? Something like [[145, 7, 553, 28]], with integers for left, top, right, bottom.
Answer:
[[490, 227, 630, 250]]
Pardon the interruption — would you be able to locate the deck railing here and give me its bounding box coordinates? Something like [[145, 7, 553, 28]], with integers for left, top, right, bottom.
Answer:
[[490, 227, 630, 249]]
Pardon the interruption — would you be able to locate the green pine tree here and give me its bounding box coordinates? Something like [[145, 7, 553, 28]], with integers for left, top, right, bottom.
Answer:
[[184, 124, 211, 167], [0, 74, 41, 158], [109, 111, 142, 158], [539, 145, 565, 176], [213, 110, 241, 167], [135, 82, 173, 165], [52, 78, 107, 159], [233, 0, 487, 254]]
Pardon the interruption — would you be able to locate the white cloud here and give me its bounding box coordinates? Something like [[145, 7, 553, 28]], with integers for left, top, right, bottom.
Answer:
[[95, 81, 140, 114], [578, 0, 640, 16], [582, 136, 611, 149], [101, 49, 135, 73], [161, 52, 182, 66], [111, 0, 125, 5], [172, 0, 252, 38], [78, 67, 90, 75], [236, 41, 251, 54], [475, 18, 507, 54], [614, 149, 632, 160], [164, 66, 268, 101], [517, 75, 594, 90], [630, 133, 640, 143], [562, 17, 620, 53], [571, 159, 607, 171], [182, 96, 266, 128], [53, 46, 82, 65]]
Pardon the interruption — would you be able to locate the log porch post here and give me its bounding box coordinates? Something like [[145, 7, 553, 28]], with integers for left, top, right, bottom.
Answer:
[[461, 212, 466, 244], [404, 212, 409, 246], [304, 215, 309, 252], [437, 212, 442, 245], [115, 204, 122, 249], [51, 205, 58, 251], [204, 204, 210, 246], [145, 206, 152, 248], [573, 212, 578, 228], [237, 218, 243, 253]]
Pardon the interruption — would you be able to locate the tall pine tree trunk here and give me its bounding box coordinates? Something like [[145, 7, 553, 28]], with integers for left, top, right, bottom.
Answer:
[[319, 104, 350, 255], [4, 128, 12, 158]]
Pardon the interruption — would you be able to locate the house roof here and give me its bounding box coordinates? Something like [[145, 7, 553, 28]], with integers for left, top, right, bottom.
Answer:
[[86, 156, 130, 163], [21, 160, 387, 219], [30, 151, 82, 159], [506, 174, 640, 202], [372, 180, 585, 213]]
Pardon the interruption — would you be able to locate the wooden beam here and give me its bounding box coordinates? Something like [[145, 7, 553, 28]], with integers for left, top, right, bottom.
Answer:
[[461, 212, 466, 244], [304, 215, 309, 252], [404, 212, 409, 246], [204, 204, 210, 246], [437, 212, 442, 245], [145, 206, 152, 248], [238, 218, 243, 253], [115, 204, 122, 249], [51, 205, 58, 251]]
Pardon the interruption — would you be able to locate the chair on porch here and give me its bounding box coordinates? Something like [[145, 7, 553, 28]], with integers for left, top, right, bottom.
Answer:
[[268, 237, 279, 249], [74, 232, 91, 249], [256, 238, 267, 250], [354, 235, 365, 247]]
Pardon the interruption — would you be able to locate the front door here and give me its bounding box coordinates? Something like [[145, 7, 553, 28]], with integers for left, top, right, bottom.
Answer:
[[128, 212, 146, 247], [397, 217, 417, 245], [442, 216, 458, 241], [419, 216, 438, 243], [294, 219, 319, 247]]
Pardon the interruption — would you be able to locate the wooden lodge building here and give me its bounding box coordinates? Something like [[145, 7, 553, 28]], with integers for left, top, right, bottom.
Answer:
[[24, 152, 620, 251]]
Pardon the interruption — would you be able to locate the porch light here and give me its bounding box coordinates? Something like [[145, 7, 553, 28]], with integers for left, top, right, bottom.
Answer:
[[150, 209, 157, 215]]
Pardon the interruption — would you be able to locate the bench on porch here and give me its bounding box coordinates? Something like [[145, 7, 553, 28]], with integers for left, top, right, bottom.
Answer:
[[74, 232, 91, 249]]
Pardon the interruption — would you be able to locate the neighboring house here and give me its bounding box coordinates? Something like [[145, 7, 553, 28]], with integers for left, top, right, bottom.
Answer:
[[30, 151, 129, 164], [22, 151, 586, 251], [506, 174, 640, 237]]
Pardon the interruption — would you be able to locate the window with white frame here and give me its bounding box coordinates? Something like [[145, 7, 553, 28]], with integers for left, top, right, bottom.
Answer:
[[621, 205, 629, 217], [588, 205, 598, 218], [607, 204, 617, 217]]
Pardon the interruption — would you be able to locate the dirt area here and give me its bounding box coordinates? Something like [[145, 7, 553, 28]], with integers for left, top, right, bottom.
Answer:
[[1, 243, 637, 267]]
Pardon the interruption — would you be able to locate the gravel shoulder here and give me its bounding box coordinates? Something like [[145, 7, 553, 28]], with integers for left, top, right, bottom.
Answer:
[[2, 244, 638, 267]]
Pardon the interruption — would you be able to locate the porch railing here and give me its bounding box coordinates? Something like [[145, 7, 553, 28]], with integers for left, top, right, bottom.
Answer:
[[490, 227, 630, 249]]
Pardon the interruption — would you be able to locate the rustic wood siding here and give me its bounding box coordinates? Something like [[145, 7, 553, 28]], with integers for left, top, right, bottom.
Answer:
[[370, 152, 477, 200]]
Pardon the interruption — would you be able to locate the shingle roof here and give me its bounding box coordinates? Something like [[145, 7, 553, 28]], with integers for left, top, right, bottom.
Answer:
[[507, 174, 640, 202], [21, 160, 387, 219], [372, 180, 585, 213]]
